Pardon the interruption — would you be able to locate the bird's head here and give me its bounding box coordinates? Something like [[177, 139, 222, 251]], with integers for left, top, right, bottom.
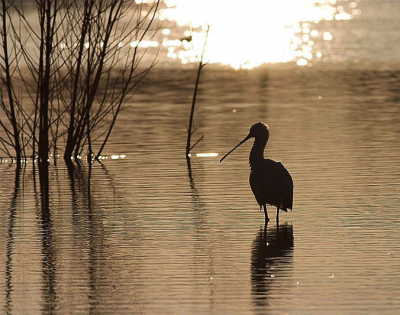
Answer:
[[220, 122, 270, 163], [249, 122, 270, 141]]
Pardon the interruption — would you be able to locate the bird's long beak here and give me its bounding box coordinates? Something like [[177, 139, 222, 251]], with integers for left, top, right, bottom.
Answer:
[[220, 134, 251, 163]]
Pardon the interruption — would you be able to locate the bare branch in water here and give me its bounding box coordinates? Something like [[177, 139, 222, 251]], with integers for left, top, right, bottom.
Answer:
[[186, 25, 210, 158], [0, 0, 161, 163]]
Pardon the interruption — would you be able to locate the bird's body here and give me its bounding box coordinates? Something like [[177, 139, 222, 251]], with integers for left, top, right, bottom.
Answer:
[[220, 122, 293, 223]]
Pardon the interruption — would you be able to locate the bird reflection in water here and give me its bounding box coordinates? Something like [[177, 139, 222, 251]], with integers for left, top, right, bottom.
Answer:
[[251, 223, 294, 310]]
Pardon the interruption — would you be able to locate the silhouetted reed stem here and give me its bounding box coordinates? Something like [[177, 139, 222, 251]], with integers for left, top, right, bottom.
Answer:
[[186, 26, 210, 158], [186, 61, 203, 158]]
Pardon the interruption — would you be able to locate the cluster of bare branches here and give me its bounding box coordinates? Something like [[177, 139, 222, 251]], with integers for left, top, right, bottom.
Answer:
[[1, 0, 159, 163]]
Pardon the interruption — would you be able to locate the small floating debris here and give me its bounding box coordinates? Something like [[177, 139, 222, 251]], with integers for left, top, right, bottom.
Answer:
[[111, 154, 127, 160], [329, 274, 335, 278]]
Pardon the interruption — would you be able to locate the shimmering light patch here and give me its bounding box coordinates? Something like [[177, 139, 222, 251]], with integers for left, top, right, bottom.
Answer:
[[297, 58, 308, 66], [335, 12, 352, 20], [111, 154, 127, 160], [187, 153, 218, 157], [196, 153, 218, 157], [160, 0, 355, 68], [311, 30, 319, 37], [323, 32, 333, 41], [130, 40, 159, 48]]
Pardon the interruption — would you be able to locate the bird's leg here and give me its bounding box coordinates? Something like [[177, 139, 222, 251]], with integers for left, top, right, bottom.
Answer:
[[263, 204, 269, 222], [276, 206, 280, 224]]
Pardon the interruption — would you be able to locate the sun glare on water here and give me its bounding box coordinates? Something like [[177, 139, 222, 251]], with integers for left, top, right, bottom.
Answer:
[[156, 0, 359, 69]]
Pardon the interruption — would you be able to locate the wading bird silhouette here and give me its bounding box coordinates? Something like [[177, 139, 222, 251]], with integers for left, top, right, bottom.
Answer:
[[220, 122, 293, 223]]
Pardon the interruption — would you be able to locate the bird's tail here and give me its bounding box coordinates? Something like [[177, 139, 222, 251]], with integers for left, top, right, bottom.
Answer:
[[281, 205, 293, 212]]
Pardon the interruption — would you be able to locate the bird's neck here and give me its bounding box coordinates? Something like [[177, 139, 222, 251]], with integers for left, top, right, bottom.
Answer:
[[249, 138, 267, 170]]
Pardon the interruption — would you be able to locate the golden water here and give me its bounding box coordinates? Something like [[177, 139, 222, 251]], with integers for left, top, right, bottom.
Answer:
[[1, 64, 400, 314], [2, 0, 400, 312]]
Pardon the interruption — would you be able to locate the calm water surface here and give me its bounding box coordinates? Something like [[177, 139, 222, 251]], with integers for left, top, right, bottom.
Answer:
[[2, 1, 400, 314]]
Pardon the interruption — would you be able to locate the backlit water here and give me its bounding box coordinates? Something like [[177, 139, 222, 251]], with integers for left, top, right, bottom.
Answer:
[[2, 1, 400, 314]]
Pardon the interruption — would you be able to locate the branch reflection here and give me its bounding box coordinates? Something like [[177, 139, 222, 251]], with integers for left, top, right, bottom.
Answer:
[[5, 166, 21, 314], [36, 162, 58, 313], [66, 161, 119, 313], [186, 157, 216, 311]]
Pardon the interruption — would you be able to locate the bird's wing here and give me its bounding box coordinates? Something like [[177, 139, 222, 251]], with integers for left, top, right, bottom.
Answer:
[[276, 161, 293, 187], [275, 161, 294, 210], [261, 160, 293, 210]]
